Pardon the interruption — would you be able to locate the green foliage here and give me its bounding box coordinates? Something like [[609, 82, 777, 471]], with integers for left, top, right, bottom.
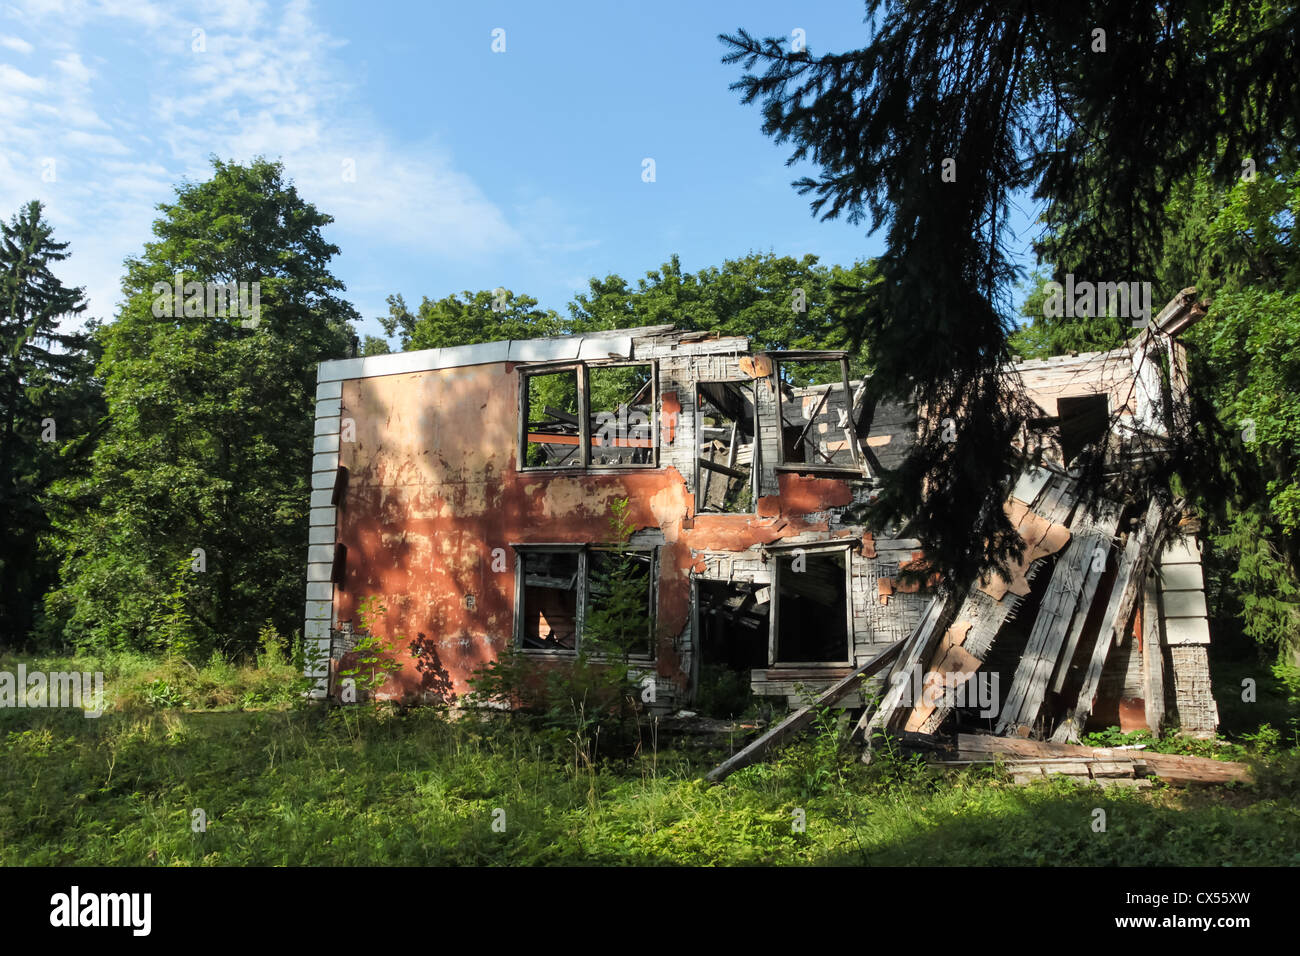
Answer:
[[693, 663, 753, 718], [1185, 288, 1300, 673], [382, 288, 566, 351], [581, 498, 652, 660], [360, 334, 391, 356], [1078, 724, 1297, 761], [1007, 269, 1130, 360], [864, 731, 934, 794], [778, 694, 851, 799], [338, 597, 406, 703], [721, 2, 1300, 585], [256, 620, 286, 669], [1007, 142, 1300, 686], [3, 680, 1297, 866], [0, 200, 100, 647], [41, 157, 357, 656], [143, 678, 188, 709], [154, 555, 200, 662], [568, 252, 879, 379]]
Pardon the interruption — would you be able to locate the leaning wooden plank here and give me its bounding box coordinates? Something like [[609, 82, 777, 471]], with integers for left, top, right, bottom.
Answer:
[[855, 595, 947, 745], [905, 477, 1079, 735], [1142, 579, 1166, 734], [1050, 498, 1124, 695], [704, 641, 902, 783], [998, 498, 1123, 735], [1051, 499, 1165, 742], [697, 457, 750, 481]]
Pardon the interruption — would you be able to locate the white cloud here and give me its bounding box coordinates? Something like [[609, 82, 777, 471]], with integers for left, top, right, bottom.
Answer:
[[63, 129, 130, 155], [0, 34, 35, 54], [52, 52, 93, 85], [0, 63, 45, 93], [0, 0, 538, 323]]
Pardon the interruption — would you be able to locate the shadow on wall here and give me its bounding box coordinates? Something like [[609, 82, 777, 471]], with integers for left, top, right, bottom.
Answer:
[[410, 632, 456, 705]]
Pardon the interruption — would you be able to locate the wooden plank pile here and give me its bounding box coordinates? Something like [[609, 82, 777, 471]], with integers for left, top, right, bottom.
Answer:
[[913, 732, 1251, 788]]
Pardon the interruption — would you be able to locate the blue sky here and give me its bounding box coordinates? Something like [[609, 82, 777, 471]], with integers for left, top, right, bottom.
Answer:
[[1, 0, 1043, 344]]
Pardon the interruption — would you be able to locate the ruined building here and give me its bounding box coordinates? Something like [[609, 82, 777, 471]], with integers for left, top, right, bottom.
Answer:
[[301, 289, 1219, 750]]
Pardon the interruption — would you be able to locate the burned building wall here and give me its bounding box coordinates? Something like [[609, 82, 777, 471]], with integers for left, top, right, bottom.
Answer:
[[304, 329, 927, 708], [303, 323, 1216, 739]]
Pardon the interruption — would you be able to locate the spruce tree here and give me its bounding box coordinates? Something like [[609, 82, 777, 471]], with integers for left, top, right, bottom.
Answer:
[[721, 1, 1300, 583], [0, 200, 97, 645]]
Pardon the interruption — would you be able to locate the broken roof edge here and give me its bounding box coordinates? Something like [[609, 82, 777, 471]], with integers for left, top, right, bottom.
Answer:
[[1008, 289, 1208, 372], [316, 329, 652, 383]]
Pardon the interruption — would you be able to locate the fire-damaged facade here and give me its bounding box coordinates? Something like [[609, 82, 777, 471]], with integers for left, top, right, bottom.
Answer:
[[302, 289, 1220, 752]]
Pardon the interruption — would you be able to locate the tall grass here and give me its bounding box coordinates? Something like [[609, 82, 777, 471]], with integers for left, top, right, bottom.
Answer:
[[1, 653, 1297, 866]]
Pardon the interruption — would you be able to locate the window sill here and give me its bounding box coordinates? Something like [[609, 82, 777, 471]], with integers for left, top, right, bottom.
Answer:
[[773, 464, 866, 477], [758, 663, 855, 675], [518, 647, 656, 663]]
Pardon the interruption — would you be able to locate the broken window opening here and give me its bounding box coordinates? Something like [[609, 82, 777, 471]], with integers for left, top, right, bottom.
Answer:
[[522, 367, 582, 469], [588, 363, 656, 468], [584, 548, 655, 658], [696, 381, 756, 512], [520, 362, 659, 471], [518, 549, 581, 650], [772, 548, 852, 664], [694, 578, 769, 715], [773, 356, 864, 474], [1057, 394, 1111, 467], [515, 545, 657, 657]]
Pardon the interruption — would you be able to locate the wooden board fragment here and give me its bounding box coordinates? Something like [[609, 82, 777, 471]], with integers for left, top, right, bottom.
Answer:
[[855, 596, 947, 747], [904, 475, 1080, 735], [904, 622, 975, 732], [1051, 499, 1165, 743], [1142, 580, 1165, 735], [945, 733, 1250, 786], [997, 498, 1123, 736]]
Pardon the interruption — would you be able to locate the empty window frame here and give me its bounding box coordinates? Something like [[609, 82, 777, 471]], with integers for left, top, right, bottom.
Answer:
[[514, 546, 656, 658], [588, 363, 656, 467], [695, 381, 757, 512], [517, 548, 582, 650], [773, 354, 865, 474], [521, 367, 582, 469], [519, 362, 657, 471], [584, 548, 655, 658], [770, 546, 853, 665]]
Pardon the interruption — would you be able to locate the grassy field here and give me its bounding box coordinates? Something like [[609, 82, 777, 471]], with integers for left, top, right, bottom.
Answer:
[[2, 652, 1299, 866]]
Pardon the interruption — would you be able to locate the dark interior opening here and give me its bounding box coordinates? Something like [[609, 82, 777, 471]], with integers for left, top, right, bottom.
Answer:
[[520, 550, 579, 649], [775, 550, 849, 663], [1057, 394, 1110, 466], [695, 579, 768, 716]]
